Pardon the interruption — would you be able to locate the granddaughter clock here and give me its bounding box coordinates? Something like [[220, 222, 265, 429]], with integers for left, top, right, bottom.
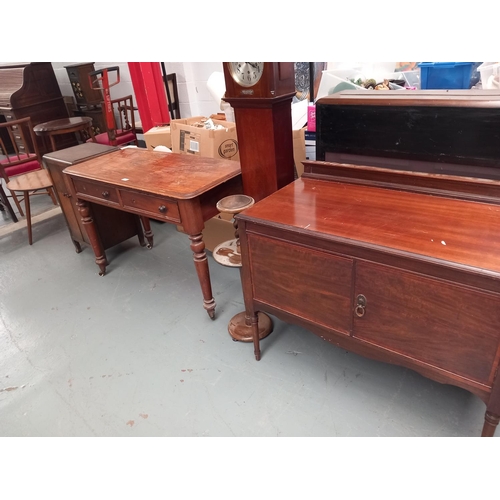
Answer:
[[222, 62, 296, 202], [219, 63, 296, 343]]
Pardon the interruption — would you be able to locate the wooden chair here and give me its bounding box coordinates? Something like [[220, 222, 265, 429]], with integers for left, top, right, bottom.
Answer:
[[0, 117, 58, 243], [88, 95, 139, 147]]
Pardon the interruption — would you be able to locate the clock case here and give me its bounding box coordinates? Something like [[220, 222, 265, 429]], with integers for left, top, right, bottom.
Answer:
[[222, 62, 295, 98]]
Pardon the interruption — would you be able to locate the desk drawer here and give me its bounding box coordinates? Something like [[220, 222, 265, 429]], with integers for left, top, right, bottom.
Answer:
[[72, 178, 120, 205], [120, 190, 180, 222]]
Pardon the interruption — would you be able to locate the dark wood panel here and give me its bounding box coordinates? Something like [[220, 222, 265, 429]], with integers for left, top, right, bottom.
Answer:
[[316, 92, 500, 174], [0, 62, 74, 155], [354, 261, 500, 386], [249, 233, 353, 333]]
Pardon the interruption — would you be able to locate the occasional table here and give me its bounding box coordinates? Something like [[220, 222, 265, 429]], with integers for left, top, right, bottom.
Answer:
[[34, 116, 95, 152], [6, 169, 56, 244], [63, 148, 243, 319]]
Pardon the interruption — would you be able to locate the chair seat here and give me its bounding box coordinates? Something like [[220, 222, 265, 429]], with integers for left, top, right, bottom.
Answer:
[[6, 169, 53, 192], [87, 130, 137, 146], [1, 154, 41, 176]]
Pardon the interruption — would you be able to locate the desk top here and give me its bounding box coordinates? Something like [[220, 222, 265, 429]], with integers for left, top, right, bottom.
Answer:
[[239, 167, 500, 275], [63, 147, 241, 199]]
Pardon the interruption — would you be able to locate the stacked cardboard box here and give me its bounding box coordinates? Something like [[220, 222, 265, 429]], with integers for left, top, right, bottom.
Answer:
[[143, 125, 172, 150], [170, 116, 239, 161], [169, 116, 240, 250]]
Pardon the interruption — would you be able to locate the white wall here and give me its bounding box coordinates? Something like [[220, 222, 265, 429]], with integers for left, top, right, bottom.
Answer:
[[52, 62, 224, 126], [162, 62, 224, 118], [51, 61, 400, 129]]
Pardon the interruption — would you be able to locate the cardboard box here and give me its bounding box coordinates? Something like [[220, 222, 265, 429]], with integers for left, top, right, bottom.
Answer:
[[177, 212, 234, 253], [144, 125, 172, 150], [292, 126, 306, 177], [170, 116, 239, 161]]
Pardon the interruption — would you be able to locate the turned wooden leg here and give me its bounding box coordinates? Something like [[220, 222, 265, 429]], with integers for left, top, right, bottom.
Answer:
[[188, 232, 216, 319], [134, 216, 146, 247], [24, 190, 32, 245], [481, 411, 500, 437], [77, 199, 107, 276], [141, 216, 154, 248]]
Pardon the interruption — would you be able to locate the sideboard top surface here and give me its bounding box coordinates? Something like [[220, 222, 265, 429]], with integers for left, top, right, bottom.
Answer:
[[239, 176, 500, 274]]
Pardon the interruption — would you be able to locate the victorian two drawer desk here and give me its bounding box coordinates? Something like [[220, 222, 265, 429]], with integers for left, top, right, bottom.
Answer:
[[63, 147, 242, 319]]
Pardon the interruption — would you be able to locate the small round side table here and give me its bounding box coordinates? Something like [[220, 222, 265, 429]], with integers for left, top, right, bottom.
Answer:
[[34, 116, 96, 152], [7, 169, 56, 245], [213, 194, 273, 343]]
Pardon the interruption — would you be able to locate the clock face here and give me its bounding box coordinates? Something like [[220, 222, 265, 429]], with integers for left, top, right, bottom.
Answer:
[[228, 62, 264, 87]]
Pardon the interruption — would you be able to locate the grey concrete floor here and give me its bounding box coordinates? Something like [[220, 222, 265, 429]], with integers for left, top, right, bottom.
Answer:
[[0, 193, 492, 437]]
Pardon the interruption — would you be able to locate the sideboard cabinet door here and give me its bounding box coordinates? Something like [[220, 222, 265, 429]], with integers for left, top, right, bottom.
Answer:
[[248, 234, 353, 335], [353, 261, 500, 386]]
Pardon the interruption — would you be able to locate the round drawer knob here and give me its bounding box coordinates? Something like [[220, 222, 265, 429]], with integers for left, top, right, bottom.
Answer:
[[158, 205, 167, 214], [102, 191, 110, 198]]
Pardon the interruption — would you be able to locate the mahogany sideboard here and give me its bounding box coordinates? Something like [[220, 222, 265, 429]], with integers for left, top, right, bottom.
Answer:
[[236, 90, 500, 436]]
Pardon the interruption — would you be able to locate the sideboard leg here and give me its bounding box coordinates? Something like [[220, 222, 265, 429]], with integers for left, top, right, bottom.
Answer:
[[481, 411, 500, 437]]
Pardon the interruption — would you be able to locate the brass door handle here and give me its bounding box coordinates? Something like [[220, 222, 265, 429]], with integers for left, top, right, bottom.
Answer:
[[355, 294, 367, 318]]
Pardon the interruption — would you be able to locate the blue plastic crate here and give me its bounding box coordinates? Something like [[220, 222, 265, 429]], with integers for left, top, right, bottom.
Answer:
[[418, 62, 474, 89]]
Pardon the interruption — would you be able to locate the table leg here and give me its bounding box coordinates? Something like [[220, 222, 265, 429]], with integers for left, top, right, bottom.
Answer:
[[24, 190, 32, 245], [188, 232, 216, 319], [77, 199, 107, 276], [140, 217, 154, 248], [481, 411, 500, 437], [49, 135, 57, 152], [134, 216, 146, 247], [72, 239, 83, 253]]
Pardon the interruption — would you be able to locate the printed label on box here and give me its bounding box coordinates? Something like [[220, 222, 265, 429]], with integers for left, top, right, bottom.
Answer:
[[180, 130, 202, 155], [218, 139, 239, 160], [179, 130, 187, 152], [189, 140, 200, 153]]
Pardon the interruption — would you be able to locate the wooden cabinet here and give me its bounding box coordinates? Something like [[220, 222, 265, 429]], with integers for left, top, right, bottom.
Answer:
[[0, 62, 77, 155], [235, 90, 500, 436], [64, 63, 106, 140], [353, 262, 500, 386], [65, 63, 103, 108], [42, 143, 145, 253], [237, 161, 500, 436]]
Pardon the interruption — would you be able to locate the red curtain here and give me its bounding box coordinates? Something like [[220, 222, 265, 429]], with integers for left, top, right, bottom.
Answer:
[[128, 62, 170, 133]]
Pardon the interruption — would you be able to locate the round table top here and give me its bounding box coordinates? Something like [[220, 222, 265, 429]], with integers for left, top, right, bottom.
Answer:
[[216, 194, 255, 214], [33, 116, 93, 134]]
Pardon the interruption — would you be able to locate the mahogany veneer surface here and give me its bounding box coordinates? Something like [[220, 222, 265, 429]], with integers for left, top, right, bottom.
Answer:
[[64, 148, 241, 199]]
